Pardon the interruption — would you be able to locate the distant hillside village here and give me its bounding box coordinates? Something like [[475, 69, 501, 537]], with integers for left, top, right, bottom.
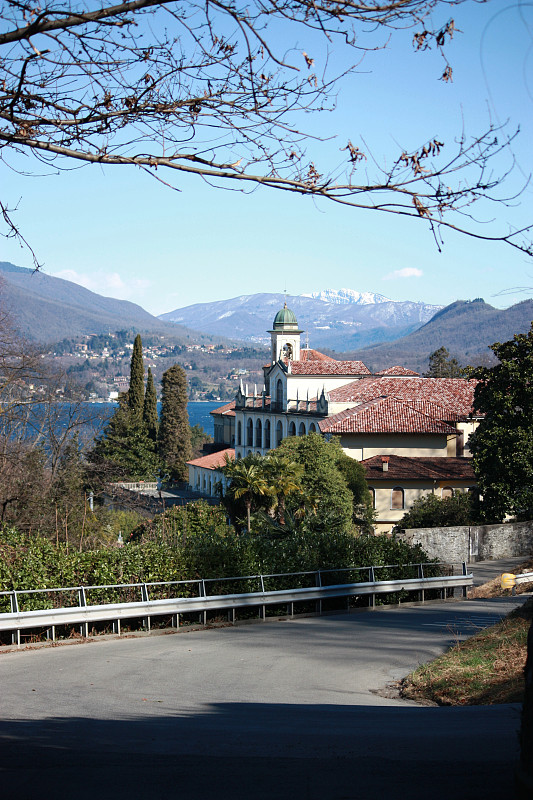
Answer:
[[187, 303, 478, 534], [38, 331, 265, 402]]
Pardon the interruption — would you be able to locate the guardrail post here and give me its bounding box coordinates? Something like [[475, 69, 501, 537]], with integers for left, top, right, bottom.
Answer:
[[315, 571, 322, 614], [78, 588, 89, 638], [172, 613, 180, 629], [369, 567, 376, 610], [141, 584, 151, 632], [259, 575, 266, 621], [10, 591, 20, 646], [200, 581, 207, 626], [462, 562, 468, 598], [418, 564, 425, 603]]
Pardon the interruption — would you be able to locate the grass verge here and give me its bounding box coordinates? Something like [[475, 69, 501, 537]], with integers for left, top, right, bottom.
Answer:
[[401, 598, 533, 705]]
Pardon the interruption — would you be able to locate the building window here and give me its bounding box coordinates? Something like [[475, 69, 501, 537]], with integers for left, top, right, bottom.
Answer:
[[442, 487, 454, 499], [276, 379, 283, 411], [264, 419, 271, 449], [298, 422, 306, 436], [309, 423, 317, 433], [247, 418, 253, 447], [288, 421, 296, 437], [369, 487, 375, 509], [255, 418, 262, 447], [237, 421, 242, 446], [456, 430, 464, 457], [391, 487, 404, 510], [276, 420, 283, 447]]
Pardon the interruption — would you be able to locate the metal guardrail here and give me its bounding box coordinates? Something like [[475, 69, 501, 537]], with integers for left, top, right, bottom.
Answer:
[[0, 562, 473, 646]]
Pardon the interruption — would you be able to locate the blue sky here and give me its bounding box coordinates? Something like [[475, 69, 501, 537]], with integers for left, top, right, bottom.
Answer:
[[2, 0, 532, 316]]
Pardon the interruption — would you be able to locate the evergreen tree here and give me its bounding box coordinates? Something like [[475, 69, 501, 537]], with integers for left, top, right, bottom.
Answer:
[[158, 364, 192, 481], [143, 367, 159, 442], [468, 323, 533, 521], [424, 346, 462, 377], [278, 433, 354, 534], [128, 334, 145, 416], [87, 393, 158, 483]]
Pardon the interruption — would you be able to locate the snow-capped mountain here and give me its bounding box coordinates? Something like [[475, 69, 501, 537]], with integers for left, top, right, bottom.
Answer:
[[301, 288, 392, 305], [160, 292, 442, 351]]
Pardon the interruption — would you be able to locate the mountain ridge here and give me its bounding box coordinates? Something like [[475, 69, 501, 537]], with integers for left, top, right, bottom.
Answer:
[[0, 262, 203, 344], [337, 298, 533, 372], [159, 291, 441, 351]]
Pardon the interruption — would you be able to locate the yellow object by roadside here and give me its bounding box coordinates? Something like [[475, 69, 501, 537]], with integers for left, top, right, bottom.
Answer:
[[501, 573, 516, 589]]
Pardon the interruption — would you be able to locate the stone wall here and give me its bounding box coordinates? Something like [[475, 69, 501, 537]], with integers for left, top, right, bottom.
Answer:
[[399, 520, 533, 563]]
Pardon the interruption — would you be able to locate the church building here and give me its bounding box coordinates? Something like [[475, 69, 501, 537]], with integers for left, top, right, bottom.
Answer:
[[187, 303, 478, 532]]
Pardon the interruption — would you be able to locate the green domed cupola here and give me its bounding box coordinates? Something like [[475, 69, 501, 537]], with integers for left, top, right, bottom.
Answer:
[[272, 303, 299, 330], [268, 302, 302, 363]]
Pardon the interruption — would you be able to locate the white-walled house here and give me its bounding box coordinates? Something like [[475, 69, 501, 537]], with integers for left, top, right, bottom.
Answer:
[[188, 302, 479, 531]]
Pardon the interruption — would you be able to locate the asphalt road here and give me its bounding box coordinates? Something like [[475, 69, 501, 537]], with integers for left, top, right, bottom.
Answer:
[[0, 595, 527, 800]]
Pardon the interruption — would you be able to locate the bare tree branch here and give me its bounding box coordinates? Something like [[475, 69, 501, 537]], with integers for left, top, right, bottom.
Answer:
[[0, 0, 531, 256]]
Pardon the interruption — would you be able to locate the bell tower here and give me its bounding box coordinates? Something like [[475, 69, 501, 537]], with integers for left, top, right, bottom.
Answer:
[[268, 303, 302, 364]]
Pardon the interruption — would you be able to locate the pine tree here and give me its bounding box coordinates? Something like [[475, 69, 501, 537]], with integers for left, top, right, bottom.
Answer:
[[88, 393, 158, 483], [158, 364, 192, 482], [128, 334, 145, 416], [424, 346, 462, 378], [143, 367, 159, 442]]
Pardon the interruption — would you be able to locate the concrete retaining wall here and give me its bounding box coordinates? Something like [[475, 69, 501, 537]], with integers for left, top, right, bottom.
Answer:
[[399, 520, 533, 563]]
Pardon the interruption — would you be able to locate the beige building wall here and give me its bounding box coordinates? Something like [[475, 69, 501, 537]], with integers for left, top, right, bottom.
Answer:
[[369, 481, 472, 534], [339, 433, 449, 461]]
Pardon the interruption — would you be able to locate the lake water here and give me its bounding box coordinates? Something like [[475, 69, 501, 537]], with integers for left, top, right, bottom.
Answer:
[[80, 399, 222, 439]]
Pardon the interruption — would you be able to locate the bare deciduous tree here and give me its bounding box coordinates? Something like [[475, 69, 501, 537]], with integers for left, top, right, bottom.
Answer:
[[0, 0, 531, 258]]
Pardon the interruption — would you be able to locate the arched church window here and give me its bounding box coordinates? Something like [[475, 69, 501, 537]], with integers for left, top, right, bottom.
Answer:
[[247, 418, 253, 447], [237, 421, 242, 446], [276, 420, 283, 447], [298, 422, 306, 436], [264, 419, 271, 449], [309, 423, 317, 433], [255, 418, 262, 448], [288, 421, 296, 437], [276, 379, 283, 411]]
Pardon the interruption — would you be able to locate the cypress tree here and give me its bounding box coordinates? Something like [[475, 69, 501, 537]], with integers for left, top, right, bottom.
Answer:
[[158, 364, 192, 481], [143, 367, 159, 442], [128, 334, 145, 416]]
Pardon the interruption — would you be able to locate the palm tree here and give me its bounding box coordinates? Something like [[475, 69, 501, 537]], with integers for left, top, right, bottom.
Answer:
[[262, 453, 304, 525], [223, 455, 271, 533]]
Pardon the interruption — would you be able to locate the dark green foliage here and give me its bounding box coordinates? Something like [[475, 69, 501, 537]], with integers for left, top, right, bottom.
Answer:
[[468, 323, 533, 522], [424, 346, 462, 377], [393, 492, 475, 531], [158, 364, 193, 481], [128, 334, 145, 416], [278, 434, 354, 534], [0, 507, 430, 599], [88, 393, 158, 482], [190, 424, 213, 458], [337, 453, 376, 532], [143, 367, 158, 441]]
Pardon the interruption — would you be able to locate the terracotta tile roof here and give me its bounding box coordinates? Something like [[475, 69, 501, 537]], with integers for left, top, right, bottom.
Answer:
[[187, 448, 235, 470], [300, 348, 336, 362], [375, 366, 420, 376], [319, 396, 458, 434], [290, 360, 372, 376], [362, 455, 476, 482], [327, 376, 476, 416], [210, 400, 236, 418]]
